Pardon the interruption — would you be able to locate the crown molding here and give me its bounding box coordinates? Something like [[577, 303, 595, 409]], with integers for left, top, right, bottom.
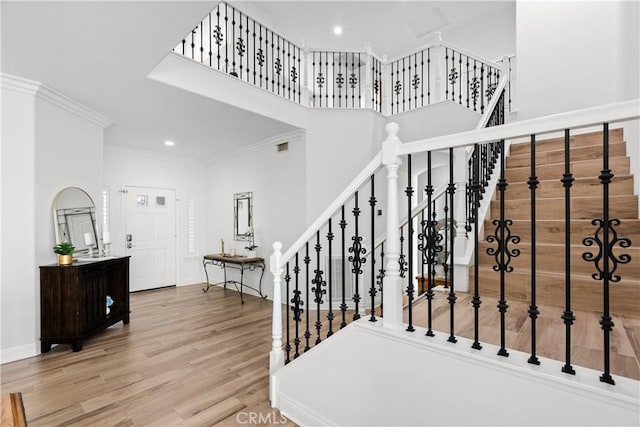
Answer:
[[104, 144, 207, 164], [206, 129, 306, 166], [1, 73, 113, 129]]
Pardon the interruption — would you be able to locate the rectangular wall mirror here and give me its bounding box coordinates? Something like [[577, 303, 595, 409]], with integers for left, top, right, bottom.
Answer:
[[234, 192, 253, 241]]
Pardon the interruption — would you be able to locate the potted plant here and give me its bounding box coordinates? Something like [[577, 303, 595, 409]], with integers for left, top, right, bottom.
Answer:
[[53, 241, 75, 265]]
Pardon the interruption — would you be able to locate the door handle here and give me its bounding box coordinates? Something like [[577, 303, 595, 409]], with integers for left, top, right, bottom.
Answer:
[[127, 243, 135, 249]]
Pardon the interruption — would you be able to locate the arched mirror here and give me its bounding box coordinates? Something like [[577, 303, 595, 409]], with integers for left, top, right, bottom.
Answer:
[[53, 187, 99, 255]]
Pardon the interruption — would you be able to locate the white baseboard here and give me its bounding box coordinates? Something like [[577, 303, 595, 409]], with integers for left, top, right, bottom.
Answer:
[[278, 392, 338, 427], [1, 342, 38, 364]]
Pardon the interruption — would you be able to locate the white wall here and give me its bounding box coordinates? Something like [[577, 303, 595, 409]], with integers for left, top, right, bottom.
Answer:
[[1, 76, 108, 363], [516, 0, 640, 121], [103, 146, 208, 286], [205, 132, 307, 294], [305, 109, 387, 223], [391, 101, 480, 143], [1, 85, 37, 362], [443, 3, 516, 60]]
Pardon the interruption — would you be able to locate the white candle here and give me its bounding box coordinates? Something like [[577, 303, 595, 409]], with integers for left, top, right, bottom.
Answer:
[[103, 222, 110, 233], [84, 232, 93, 246], [103, 231, 111, 244]]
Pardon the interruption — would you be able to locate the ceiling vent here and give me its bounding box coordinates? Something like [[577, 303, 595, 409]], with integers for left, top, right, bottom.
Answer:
[[277, 142, 289, 152]]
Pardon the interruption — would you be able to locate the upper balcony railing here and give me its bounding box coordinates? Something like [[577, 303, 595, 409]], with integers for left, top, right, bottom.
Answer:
[[174, 2, 510, 117], [174, 1, 303, 103]]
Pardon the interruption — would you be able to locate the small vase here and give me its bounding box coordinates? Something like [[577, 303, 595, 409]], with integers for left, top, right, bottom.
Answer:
[[58, 254, 73, 265]]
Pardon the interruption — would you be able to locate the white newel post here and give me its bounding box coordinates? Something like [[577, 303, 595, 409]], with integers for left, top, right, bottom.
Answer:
[[381, 122, 403, 330], [453, 146, 470, 292], [381, 55, 390, 116], [302, 41, 311, 107], [269, 242, 284, 407]]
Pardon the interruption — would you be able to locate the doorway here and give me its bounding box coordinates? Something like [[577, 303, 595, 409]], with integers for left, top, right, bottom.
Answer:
[[124, 186, 177, 292]]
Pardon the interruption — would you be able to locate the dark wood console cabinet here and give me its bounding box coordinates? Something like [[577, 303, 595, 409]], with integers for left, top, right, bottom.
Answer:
[[39, 256, 130, 352]]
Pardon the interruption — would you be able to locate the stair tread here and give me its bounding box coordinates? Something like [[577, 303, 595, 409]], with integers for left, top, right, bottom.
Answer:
[[500, 193, 637, 202], [475, 265, 640, 282], [505, 173, 633, 186], [506, 155, 629, 171]]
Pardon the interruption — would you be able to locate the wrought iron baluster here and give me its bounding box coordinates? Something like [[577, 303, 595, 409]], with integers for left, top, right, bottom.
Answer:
[[348, 192, 365, 321], [312, 52, 316, 107], [369, 175, 378, 322], [427, 48, 431, 104], [224, 4, 229, 72], [471, 144, 482, 349], [284, 263, 291, 363], [327, 219, 334, 336], [486, 139, 520, 357], [458, 52, 462, 105], [340, 205, 347, 328], [447, 148, 457, 343], [358, 52, 362, 107], [480, 63, 485, 114], [287, 41, 291, 100], [258, 24, 263, 87], [402, 57, 406, 112], [292, 253, 302, 358], [252, 21, 256, 84], [443, 193, 449, 288], [312, 232, 326, 345], [561, 129, 576, 375], [326, 53, 330, 107], [421, 50, 425, 107], [528, 135, 540, 365], [297, 46, 302, 102], [445, 48, 449, 101], [399, 227, 407, 278], [304, 243, 311, 352], [230, 7, 236, 76], [582, 123, 631, 385], [406, 154, 415, 332], [237, 12, 243, 78], [377, 243, 385, 317], [208, 15, 212, 67], [245, 15, 250, 82]]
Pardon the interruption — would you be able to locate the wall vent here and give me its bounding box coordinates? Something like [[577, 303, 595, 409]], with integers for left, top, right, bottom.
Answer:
[[277, 142, 289, 152]]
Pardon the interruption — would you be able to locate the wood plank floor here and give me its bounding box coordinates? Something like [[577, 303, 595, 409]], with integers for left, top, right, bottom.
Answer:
[[407, 289, 640, 380], [2, 283, 638, 426], [0, 284, 295, 427]]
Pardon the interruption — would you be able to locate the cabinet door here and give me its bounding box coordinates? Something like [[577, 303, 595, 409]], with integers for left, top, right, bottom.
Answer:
[[105, 260, 129, 320], [40, 268, 82, 338], [80, 265, 107, 332]]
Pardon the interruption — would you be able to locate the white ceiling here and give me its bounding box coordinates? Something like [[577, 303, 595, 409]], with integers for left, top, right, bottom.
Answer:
[[1, 1, 513, 161]]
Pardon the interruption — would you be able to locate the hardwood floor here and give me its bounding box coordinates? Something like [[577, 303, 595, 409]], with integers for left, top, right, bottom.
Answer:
[[0, 284, 295, 427], [2, 283, 638, 426], [406, 289, 640, 380]]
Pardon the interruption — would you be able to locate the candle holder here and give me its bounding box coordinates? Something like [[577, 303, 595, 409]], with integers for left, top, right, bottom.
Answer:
[[103, 242, 111, 257], [87, 244, 95, 258]]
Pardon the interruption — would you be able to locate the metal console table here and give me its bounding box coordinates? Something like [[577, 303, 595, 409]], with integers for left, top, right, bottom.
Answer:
[[202, 254, 266, 303]]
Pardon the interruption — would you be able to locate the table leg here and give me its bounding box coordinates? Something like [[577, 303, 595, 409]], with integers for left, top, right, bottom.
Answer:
[[240, 266, 245, 304], [202, 260, 212, 293], [258, 264, 266, 298]]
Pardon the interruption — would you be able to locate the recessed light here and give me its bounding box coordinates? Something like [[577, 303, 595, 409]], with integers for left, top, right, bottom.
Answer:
[[333, 26, 342, 35], [164, 140, 175, 147]]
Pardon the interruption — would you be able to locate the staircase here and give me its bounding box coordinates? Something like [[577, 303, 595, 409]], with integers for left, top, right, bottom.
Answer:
[[473, 128, 640, 315]]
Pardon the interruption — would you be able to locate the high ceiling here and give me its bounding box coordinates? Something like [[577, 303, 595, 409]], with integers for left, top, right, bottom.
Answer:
[[1, 1, 514, 161]]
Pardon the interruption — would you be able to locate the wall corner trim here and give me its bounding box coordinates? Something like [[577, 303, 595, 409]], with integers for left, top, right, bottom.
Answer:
[[1, 73, 114, 129]]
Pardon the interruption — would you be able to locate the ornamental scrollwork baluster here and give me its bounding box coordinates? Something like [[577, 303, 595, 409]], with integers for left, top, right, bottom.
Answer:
[[582, 219, 632, 283]]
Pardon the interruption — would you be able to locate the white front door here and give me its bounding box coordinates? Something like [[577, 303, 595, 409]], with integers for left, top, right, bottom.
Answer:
[[124, 186, 176, 292]]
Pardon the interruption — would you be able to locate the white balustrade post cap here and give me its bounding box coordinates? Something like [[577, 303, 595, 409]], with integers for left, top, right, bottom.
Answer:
[[382, 122, 401, 165], [272, 241, 282, 253], [385, 122, 399, 138]]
